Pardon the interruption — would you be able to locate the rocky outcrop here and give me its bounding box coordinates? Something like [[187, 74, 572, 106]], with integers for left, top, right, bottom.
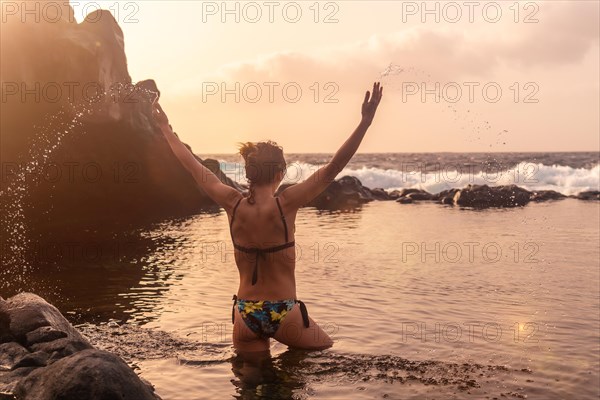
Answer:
[[0, 293, 160, 399], [276, 176, 394, 209], [392, 185, 572, 208], [452, 184, 532, 208], [570, 191, 600, 201], [307, 176, 375, 209], [275, 177, 586, 210], [530, 190, 567, 202], [0, 2, 241, 270]]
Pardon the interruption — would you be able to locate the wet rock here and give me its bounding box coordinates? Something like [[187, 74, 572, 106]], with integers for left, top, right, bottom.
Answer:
[[0, 3, 242, 262], [14, 349, 159, 400], [0, 301, 12, 344], [396, 197, 414, 204], [395, 189, 436, 203], [453, 184, 531, 208], [277, 177, 380, 210], [4, 293, 89, 346], [0, 293, 160, 399], [529, 190, 566, 202], [436, 189, 460, 205], [406, 190, 434, 201], [25, 327, 67, 346], [306, 176, 376, 209], [30, 337, 91, 360], [0, 343, 29, 371], [0, 367, 35, 395], [398, 188, 424, 197], [572, 191, 600, 201], [11, 352, 48, 371], [370, 188, 392, 200], [388, 189, 403, 199]]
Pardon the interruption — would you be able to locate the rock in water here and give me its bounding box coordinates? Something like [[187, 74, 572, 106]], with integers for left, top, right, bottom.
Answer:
[[305, 176, 378, 209], [453, 184, 531, 208], [572, 191, 600, 201], [0, 3, 241, 257], [530, 190, 566, 202], [0, 293, 160, 399], [14, 350, 159, 400]]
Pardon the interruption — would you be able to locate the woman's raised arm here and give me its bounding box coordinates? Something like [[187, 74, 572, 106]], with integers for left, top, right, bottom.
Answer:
[[152, 103, 241, 211], [279, 82, 383, 208]]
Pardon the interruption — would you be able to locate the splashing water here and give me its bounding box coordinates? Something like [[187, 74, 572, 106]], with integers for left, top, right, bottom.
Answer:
[[1, 109, 86, 291], [1, 84, 161, 293], [377, 62, 511, 150]]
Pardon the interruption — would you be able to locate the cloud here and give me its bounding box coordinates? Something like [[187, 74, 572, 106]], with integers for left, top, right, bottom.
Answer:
[[209, 2, 598, 83]]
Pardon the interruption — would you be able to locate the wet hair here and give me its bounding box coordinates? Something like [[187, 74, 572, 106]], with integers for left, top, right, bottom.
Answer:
[[237, 140, 286, 205]]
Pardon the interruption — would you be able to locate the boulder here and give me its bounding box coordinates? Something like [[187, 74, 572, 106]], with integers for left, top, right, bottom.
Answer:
[[435, 188, 461, 205], [370, 188, 393, 200], [276, 177, 381, 209], [3, 293, 90, 347], [14, 350, 159, 400], [0, 293, 160, 399], [0, 3, 242, 273], [452, 184, 531, 208], [529, 190, 566, 202], [571, 191, 600, 201]]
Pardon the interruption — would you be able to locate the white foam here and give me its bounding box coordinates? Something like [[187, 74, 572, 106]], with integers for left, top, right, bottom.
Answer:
[[219, 160, 600, 196]]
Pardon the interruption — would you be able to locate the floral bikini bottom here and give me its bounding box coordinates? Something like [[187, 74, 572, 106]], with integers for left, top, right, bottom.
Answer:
[[232, 295, 310, 339]]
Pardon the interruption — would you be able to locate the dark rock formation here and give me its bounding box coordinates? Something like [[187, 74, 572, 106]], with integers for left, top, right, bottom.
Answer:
[[14, 350, 159, 400], [0, 293, 160, 399], [370, 188, 393, 201], [530, 190, 567, 202], [571, 191, 600, 201], [278, 179, 585, 210], [0, 2, 241, 267], [435, 189, 461, 205], [393, 185, 574, 208], [276, 176, 391, 210], [453, 184, 531, 208]]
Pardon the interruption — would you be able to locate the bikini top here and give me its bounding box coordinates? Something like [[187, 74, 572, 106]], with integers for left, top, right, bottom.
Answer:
[[229, 195, 295, 285]]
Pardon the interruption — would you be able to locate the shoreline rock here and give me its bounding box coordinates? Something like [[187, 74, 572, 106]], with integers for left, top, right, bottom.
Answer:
[[387, 184, 594, 209], [0, 294, 160, 399], [276, 177, 591, 210]]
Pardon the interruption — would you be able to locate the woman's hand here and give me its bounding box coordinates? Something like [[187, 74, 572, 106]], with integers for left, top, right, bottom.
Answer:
[[152, 102, 170, 128], [361, 81, 383, 125]]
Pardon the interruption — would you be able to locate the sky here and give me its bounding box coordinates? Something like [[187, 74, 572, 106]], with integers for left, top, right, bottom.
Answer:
[[67, 1, 599, 153]]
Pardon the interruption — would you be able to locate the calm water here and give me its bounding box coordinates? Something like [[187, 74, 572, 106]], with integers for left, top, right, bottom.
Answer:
[[18, 198, 599, 399]]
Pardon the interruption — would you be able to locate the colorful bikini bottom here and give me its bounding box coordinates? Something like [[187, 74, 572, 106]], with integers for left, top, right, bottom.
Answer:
[[232, 295, 310, 339]]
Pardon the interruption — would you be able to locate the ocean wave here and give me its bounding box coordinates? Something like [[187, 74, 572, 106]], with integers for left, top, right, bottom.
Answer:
[[219, 161, 600, 196]]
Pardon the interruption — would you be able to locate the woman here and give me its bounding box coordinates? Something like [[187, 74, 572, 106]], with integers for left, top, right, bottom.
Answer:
[[153, 82, 383, 352]]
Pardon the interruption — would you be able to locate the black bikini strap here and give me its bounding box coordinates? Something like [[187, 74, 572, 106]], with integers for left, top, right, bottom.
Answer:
[[296, 300, 310, 328], [275, 196, 289, 242], [231, 294, 238, 324], [229, 196, 243, 238]]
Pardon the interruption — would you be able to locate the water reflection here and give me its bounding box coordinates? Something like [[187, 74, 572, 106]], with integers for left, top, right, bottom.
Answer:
[[231, 349, 309, 400], [0, 219, 197, 325]]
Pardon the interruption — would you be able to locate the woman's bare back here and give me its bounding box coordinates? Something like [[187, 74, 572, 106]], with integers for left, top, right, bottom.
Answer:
[[228, 194, 298, 300]]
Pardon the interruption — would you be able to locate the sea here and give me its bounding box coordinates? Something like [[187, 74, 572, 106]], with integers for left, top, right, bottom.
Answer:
[[3, 152, 600, 399]]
